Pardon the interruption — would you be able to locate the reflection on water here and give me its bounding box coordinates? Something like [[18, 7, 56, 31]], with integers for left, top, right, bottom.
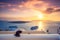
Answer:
[[37, 21, 44, 31]]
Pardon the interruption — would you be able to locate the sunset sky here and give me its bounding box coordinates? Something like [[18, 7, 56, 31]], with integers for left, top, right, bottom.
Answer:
[[0, 0, 60, 21]]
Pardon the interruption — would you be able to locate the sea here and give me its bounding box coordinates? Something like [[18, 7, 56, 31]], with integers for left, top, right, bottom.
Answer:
[[0, 20, 60, 32]]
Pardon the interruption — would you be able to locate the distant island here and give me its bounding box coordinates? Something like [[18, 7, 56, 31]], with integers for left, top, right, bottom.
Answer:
[[8, 21, 30, 23]]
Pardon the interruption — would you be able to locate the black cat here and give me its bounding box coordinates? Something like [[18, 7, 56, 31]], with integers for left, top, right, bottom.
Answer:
[[14, 30, 22, 37]]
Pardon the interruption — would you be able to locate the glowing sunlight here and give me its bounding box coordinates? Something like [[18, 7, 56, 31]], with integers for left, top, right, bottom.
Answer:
[[37, 21, 44, 31]]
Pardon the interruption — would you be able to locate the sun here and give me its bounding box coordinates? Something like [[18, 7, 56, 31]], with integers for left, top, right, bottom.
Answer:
[[36, 11, 44, 20], [37, 13, 43, 19], [33, 9, 44, 20], [31, 9, 44, 20]]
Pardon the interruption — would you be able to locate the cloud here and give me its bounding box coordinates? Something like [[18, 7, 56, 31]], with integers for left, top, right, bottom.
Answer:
[[0, 0, 60, 14], [45, 8, 60, 14], [54, 9, 60, 12], [0, 0, 28, 4], [40, 0, 60, 7], [22, 0, 60, 14], [45, 8, 54, 14]]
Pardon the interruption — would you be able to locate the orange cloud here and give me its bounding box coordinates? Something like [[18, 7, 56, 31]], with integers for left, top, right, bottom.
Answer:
[[0, 0, 60, 21], [20, 0, 58, 14]]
